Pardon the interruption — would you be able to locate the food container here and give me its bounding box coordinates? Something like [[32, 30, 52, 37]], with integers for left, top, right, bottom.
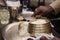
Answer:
[[0, 9, 10, 24], [28, 18, 51, 37], [22, 11, 33, 20]]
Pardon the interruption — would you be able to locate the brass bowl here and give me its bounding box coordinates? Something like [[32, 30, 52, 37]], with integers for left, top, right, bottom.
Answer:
[[28, 18, 51, 36]]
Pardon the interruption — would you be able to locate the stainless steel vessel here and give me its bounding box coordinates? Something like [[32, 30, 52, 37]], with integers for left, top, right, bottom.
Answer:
[[2, 22, 30, 40]]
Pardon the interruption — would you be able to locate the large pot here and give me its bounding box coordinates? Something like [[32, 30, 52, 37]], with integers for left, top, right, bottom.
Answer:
[[2, 22, 30, 40]]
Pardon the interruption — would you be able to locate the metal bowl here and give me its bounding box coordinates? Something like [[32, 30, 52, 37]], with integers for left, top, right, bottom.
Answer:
[[28, 18, 51, 36]]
